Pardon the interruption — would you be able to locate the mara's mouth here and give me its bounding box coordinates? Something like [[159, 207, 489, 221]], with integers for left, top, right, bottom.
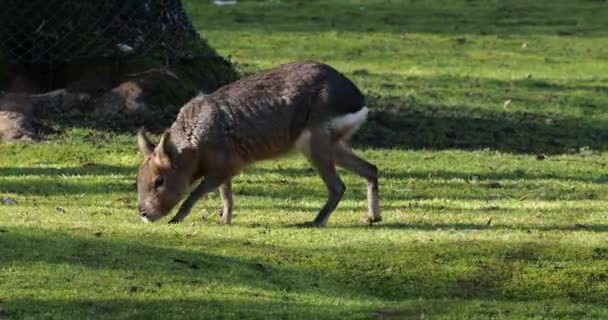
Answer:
[[138, 203, 168, 223], [138, 209, 165, 223]]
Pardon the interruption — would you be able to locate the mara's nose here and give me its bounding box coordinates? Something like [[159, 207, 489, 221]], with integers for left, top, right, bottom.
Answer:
[[138, 204, 147, 217]]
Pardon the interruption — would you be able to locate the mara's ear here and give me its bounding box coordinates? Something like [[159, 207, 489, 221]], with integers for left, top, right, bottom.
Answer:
[[137, 127, 154, 158], [153, 130, 176, 168]]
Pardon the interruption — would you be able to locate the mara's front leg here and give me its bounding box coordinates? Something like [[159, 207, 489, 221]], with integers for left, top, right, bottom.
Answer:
[[169, 175, 226, 223]]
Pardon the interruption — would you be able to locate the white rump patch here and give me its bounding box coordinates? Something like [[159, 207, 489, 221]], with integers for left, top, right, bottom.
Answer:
[[329, 106, 369, 138], [293, 107, 369, 156]]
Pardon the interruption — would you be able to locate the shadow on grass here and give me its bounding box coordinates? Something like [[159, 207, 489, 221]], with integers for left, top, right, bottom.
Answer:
[[234, 182, 600, 203], [0, 228, 345, 298], [248, 166, 608, 184], [3, 225, 608, 317], [351, 72, 608, 153], [356, 103, 608, 155], [4, 297, 606, 320], [0, 163, 604, 201], [0, 164, 137, 196], [330, 222, 608, 233], [356, 107, 608, 153], [2, 297, 361, 320], [0, 179, 134, 196], [2, 160, 604, 183], [0, 164, 136, 177]]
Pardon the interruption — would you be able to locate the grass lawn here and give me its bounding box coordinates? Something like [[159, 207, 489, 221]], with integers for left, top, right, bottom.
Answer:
[[2, 0, 608, 319]]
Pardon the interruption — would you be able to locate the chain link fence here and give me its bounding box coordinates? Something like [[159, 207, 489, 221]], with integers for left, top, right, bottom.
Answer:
[[0, 0, 217, 64]]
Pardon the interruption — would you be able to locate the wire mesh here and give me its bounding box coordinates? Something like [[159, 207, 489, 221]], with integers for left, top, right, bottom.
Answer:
[[0, 0, 216, 64]]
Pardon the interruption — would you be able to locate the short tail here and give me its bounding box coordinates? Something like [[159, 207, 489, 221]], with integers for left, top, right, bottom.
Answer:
[[328, 106, 369, 141]]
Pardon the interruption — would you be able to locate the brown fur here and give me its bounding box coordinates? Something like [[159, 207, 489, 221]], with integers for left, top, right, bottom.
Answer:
[[136, 61, 380, 226]]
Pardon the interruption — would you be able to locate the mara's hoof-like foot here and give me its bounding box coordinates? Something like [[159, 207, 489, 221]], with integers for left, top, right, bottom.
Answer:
[[361, 215, 383, 225], [294, 221, 325, 228], [168, 218, 183, 224]]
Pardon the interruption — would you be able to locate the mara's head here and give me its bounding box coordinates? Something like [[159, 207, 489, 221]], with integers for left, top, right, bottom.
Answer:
[[136, 129, 191, 222]]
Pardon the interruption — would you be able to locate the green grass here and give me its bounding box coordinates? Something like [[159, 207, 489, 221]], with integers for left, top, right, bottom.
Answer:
[[2, 0, 608, 319]]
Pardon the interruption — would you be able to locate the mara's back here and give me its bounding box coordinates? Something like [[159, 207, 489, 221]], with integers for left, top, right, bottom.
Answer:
[[172, 61, 366, 161]]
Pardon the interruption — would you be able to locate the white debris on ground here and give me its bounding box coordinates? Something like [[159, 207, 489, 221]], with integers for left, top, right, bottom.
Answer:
[[213, 0, 237, 6], [2, 198, 17, 205]]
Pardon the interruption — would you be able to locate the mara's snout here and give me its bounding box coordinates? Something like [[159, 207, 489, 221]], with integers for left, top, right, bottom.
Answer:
[[137, 204, 163, 223], [136, 61, 381, 227]]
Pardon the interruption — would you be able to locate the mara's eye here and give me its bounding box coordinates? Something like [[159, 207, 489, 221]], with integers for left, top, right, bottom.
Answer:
[[153, 176, 165, 189]]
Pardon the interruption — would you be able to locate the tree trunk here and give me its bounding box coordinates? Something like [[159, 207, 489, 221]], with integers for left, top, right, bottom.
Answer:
[[0, 0, 238, 140]]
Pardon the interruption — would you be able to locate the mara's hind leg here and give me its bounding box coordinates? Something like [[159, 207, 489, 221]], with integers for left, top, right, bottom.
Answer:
[[304, 130, 346, 227], [334, 142, 381, 224]]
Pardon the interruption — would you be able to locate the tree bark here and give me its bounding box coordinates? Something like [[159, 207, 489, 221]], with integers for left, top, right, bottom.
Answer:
[[0, 0, 238, 140]]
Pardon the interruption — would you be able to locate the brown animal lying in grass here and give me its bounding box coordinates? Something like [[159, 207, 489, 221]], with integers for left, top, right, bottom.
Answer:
[[136, 61, 380, 227]]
